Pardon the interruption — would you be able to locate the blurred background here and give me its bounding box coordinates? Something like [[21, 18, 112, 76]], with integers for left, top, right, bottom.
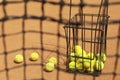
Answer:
[[0, 0, 120, 80]]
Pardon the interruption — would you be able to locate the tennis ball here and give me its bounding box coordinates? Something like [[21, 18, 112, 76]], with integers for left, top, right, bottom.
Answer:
[[84, 59, 95, 69], [96, 52, 106, 62], [90, 59, 96, 66], [86, 67, 94, 73], [87, 52, 95, 59], [85, 59, 96, 73], [95, 60, 104, 71], [76, 53, 95, 64], [69, 61, 75, 71], [45, 62, 55, 72], [69, 61, 84, 71], [75, 48, 87, 58], [30, 52, 39, 61], [73, 45, 82, 51], [76, 57, 88, 63], [83, 61, 90, 69], [76, 52, 95, 66], [77, 58, 84, 63], [14, 54, 23, 63], [69, 52, 76, 61], [48, 57, 57, 65], [76, 62, 85, 72], [69, 61, 78, 71], [74, 45, 81, 55]]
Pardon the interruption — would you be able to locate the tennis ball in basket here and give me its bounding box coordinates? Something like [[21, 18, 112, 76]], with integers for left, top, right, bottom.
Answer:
[[14, 54, 23, 63], [83, 61, 90, 69], [96, 52, 106, 62], [77, 58, 83, 63], [74, 46, 87, 57], [74, 45, 81, 53], [30, 52, 39, 61], [69, 52, 76, 61], [84, 58, 96, 69], [77, 57, 87, 63], [95, 60, 104, 71], [73, 45, 81, 50], [76, 62, 83, 71], [69, 61, 78, 71], [87, 52, 95, 59], [76, 52, 93, 63], [74, 45, 82, 55], [45, 62, 55, 72], [86, 67, 94, 73], [48, 57, 57, 65], [69, 61, 75, 71]]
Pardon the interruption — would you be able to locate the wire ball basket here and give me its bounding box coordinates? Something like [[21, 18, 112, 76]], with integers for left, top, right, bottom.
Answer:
[[64, 0, 110, 76]]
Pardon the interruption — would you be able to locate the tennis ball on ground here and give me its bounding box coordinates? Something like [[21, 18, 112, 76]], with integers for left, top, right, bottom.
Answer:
[[48, 57, 57, 65], [96, 52, 106, 62], [95, 60, 104, 71], [45, 62, 55, 72], [30, 52, 39, 61], [14, 54, 23, 63]]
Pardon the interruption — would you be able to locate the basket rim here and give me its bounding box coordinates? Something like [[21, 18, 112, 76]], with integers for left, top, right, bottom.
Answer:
[[75, 13, 110, 18]]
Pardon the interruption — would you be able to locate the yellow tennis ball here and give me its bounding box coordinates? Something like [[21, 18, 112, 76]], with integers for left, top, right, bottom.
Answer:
[[86, 67, 94, 73], [75, 48, 87, 58], [69, 52, 76, 61], [83, 61, 90, 69], [76, 53, 94, 64], [73, 45, 82, 51], [84, 58, 96, 69], [48, 57, 57, 65], [69, 61, 75, 71], [76, 62, 84, 71], [76, 52, 94, 65], [77, 58, 84, 63], [74, 45, 81, 53], [69, 61, 79, 71], [76, 57, 88, 63], [95, 60, 104, 71], [30, 52, 39, 61], [90, 59, 96, 66], [87, 52, 95, 59], [14, 54, 23, 63], [45, 62, 55, 72], [74, 45, 81, 55], [96, 52, 106, 62]]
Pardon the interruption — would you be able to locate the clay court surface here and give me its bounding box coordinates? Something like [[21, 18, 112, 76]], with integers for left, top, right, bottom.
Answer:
[[0, 0, 120, 80]]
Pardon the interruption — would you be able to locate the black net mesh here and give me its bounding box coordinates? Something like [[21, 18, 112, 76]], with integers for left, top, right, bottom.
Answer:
[[0, 0, 120, 80]]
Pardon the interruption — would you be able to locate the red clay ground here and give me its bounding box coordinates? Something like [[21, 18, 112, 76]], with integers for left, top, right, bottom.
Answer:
[[0, 0, 120, 80]]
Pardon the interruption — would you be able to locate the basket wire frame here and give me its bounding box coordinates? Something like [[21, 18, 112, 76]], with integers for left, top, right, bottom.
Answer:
[[64, 0, 110, 75]]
